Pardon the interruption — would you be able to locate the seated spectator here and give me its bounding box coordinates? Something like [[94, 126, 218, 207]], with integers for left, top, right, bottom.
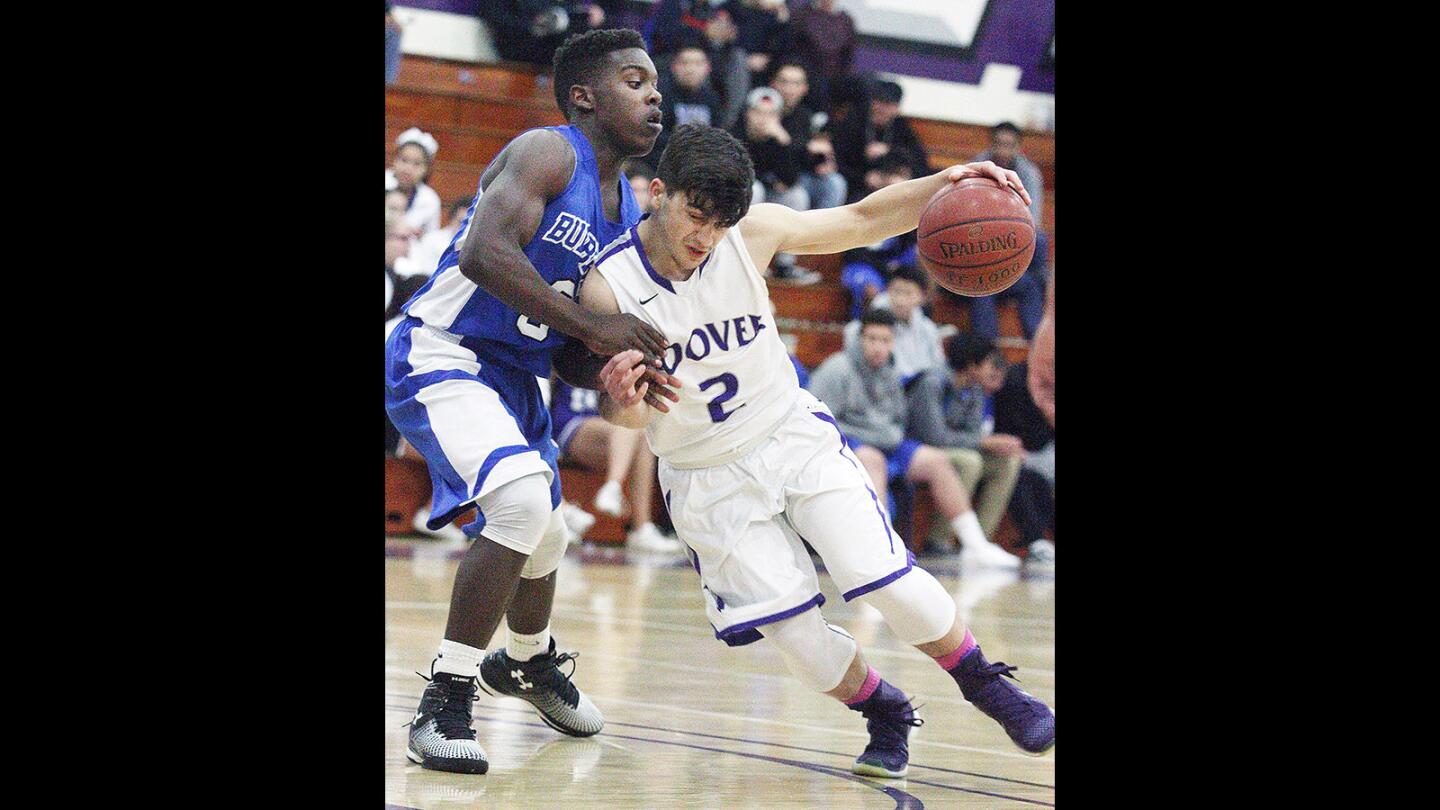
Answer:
[[480, 1, 614, 68], [649, 0, 751, 129], [650, 46, 725, 166], [961, 121, 1049, 340], [386, 127, 443, 237], [550, 378, 683, 552], [832, 79, 931, 204], [769, 60, 847, 211], [992, 360, 1055, 572], [906, 333, 1025, 554], [838, 150, 916, 317], [842, 264, 942, 385], [808, 309, 1018, 567], [386, 209, 428, 333], [733, 86, 820, 284]]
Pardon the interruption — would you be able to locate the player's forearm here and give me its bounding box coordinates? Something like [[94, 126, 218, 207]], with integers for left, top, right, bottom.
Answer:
[[460, 240, 593, 342], [848, 171, 951, 245]]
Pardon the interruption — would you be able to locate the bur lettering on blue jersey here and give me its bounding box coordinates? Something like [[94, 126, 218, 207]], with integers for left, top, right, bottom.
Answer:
[[659, 313, 768, 375]]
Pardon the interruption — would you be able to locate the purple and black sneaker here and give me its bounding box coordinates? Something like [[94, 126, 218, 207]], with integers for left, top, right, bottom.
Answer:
[[952, 647, 1055, 754], [849, 681, 924, 778]]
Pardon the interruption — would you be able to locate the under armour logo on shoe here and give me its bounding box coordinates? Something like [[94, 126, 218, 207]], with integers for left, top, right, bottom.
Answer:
[[511, 669, 534, 690]]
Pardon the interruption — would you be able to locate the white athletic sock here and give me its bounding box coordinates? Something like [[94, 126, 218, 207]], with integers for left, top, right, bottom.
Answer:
[[435, 639, 484, 677], [507, 625, 551, 662], [951, 510, 988, 549]]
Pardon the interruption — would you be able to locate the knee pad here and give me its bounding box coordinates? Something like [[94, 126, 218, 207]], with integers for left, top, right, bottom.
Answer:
[[855, 567, 956, 646], [475, 474, 553, 556], [760, 609, 858, 693], [520, 506, 568, 579]]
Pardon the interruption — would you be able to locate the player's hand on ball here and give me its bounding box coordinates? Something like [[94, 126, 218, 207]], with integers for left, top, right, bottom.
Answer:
[[945, 161, 1031, 208], [601, 350, 681, 413]]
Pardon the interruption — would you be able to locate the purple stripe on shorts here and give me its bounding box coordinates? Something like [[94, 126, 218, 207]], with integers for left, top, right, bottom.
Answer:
[[714, 593, 826, 647], [841, 563, 913, 602], [810, 411, 899, 553]]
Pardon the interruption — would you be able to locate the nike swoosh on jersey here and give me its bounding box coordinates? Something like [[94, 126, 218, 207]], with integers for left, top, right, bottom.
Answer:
[[640, 294, 658, 305]]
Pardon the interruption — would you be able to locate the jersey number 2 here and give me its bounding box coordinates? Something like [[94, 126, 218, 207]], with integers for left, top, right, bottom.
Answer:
[[699, 373, 743, 423], [517, 280, 577, 341]]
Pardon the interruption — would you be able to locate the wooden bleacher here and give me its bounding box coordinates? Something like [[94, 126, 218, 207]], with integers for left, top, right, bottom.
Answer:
[[386, 56, 1053, 552]]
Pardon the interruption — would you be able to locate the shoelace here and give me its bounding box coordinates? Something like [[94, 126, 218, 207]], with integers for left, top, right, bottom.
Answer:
[[409, 671, 479, 741], [862, 704, 924, 752], [969, 660, 1042, 724], [524, 650, 581, 706]]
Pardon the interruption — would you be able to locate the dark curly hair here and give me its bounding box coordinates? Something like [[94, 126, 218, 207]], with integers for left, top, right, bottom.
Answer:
[[654, 124, 754, 228], [551, 28, 647, 119], [944, 331, 1000, 371]]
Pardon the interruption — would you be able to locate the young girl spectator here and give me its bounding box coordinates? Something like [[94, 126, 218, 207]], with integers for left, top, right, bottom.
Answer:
[[386, 127, 442, 236]]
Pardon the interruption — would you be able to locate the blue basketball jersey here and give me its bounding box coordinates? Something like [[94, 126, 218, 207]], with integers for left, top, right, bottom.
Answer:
[[402, 125, 641, 376]]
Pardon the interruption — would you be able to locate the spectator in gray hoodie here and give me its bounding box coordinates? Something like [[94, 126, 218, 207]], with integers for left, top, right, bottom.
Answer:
[[906, 333, 1023, 543], [809, 309, 1018, 567]]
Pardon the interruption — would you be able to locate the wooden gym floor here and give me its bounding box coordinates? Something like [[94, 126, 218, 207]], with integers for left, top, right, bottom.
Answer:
[[385, 538, 1055, 809]]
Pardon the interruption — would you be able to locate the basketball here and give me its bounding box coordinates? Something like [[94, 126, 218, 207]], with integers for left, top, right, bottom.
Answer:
[[917, 176, 1036, 297]]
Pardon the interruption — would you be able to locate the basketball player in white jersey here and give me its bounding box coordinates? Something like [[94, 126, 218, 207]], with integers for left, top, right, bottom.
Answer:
[[576, 125, 1055, 776]]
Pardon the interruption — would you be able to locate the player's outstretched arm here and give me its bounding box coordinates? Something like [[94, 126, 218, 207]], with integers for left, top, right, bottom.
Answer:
[[459, 129, 671, 361], [739, 161, 1030, 265]]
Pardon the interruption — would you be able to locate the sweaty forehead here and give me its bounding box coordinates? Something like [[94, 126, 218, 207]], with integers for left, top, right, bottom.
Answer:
[[609, 49, 657, 80]]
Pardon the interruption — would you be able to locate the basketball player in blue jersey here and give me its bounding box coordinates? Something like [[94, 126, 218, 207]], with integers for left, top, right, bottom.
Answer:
[[385, 29, 683, 775], [580, 125, 1054, 776]]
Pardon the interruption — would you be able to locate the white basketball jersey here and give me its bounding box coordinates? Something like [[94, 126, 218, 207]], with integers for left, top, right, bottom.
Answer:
[[594, 223, 799, 468]]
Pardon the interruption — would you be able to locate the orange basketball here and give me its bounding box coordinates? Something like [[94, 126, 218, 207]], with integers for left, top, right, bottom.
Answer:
[[917, 176, 1035, 297]]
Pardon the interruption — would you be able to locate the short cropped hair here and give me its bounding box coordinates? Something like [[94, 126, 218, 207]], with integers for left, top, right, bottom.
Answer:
[[654, 124, 753, 228], [552, 28, 647, 119], [888, 263, 927, 289], [944, 332, 999, 370], [860, 307, 898, 330], [992, 121, 1021, 138]]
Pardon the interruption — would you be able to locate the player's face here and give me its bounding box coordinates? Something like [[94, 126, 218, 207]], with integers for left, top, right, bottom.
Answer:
[[593, 48, 664, 157], [886, 278, 923, 321], [653, 182, 730, 271], [392, 144, 429, 188], [860, 324, 895, 369]]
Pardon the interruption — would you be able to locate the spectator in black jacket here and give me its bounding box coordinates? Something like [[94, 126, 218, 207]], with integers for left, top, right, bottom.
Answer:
[[479, 1, 616, 67], [732, 86, 820, 283], [833, 79, 931, 203], [649, 0, 751, 129], [769, 61, 847, 211], [647, 46, 725, 169]]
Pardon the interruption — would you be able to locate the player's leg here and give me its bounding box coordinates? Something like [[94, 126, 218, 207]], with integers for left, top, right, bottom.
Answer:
[[479, 501, 605, 738], [760, 609, 922, 778], [785, 403, 1052, 754], [858, 571, 1055, 754], [904, 443, 1018, 569]]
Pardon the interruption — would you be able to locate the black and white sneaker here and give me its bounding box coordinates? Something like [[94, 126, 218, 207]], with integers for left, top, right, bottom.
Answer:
[[405, 669, 489, 774], [478, 638, 604, 737]]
